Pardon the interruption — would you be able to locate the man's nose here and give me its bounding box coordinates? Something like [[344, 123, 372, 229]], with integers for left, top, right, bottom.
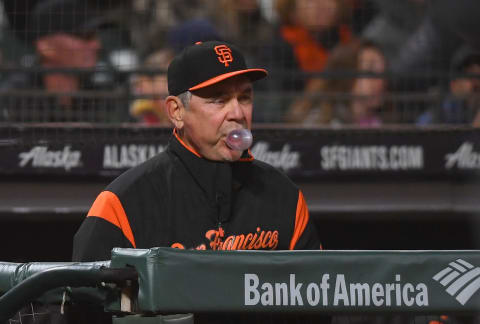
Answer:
[[226, 98, 245, 120]]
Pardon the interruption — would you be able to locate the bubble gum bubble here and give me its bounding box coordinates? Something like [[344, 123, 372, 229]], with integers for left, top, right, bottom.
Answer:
[[226, 128, 253, 151]]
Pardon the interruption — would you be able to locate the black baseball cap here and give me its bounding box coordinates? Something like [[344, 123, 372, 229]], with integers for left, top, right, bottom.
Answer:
[[167, 41, 268, 96]]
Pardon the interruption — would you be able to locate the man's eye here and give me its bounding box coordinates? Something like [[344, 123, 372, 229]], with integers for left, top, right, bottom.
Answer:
[[239, 95, 252, 103], [209, 98, 225, 104]]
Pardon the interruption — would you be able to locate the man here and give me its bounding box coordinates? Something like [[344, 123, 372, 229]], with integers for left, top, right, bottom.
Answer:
[[416, 45, 480, 126], [0, 0, 127, 123], [73, 41, 321, 262], [129, 48, 174, 125]]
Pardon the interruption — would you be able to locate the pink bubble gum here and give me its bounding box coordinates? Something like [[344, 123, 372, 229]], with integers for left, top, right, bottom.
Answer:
[[226, 128, 253, 151]]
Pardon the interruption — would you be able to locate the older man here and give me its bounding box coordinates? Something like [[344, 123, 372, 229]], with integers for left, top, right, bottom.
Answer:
[[73, 41, 321, 261]]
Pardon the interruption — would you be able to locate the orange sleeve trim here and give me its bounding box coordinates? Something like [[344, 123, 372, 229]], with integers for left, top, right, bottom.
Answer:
[[87, 191, 136, 248], [173, 128, 202, 158], [289, 190, 309, 250]]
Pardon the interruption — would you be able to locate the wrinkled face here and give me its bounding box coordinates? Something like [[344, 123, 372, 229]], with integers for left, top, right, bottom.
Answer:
[[179, 75, 253, 162], [37, 32, 100, 68]]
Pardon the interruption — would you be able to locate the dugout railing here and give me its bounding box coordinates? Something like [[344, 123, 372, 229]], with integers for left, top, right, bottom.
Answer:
[[1, 248, 480, 323]]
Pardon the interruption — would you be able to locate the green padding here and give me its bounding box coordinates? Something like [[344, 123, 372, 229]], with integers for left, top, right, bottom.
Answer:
[[0, 261, 110, 291], [0, 261, 111, 304], [110, 248, 480, 314]]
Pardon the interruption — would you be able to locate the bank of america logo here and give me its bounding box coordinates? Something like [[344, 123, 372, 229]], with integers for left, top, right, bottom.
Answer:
[[432, 259, 480, 305]]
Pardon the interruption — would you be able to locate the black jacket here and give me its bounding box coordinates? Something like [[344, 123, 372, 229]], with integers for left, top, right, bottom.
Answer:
[[73, 132, 321, 262]]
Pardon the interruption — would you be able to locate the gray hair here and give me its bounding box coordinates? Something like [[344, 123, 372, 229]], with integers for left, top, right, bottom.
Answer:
[[177, 91, 192, 108]]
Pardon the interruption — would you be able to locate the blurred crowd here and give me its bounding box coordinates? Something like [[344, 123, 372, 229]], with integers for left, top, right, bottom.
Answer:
[[0, 0, 479, 126]]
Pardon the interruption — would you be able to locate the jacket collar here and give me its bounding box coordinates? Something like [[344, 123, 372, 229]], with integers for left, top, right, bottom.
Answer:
[[168, 130, 253, 221], [172, 128, 254, 161]]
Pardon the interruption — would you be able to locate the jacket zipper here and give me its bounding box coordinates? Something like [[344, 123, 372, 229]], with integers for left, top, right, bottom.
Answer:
[[216, 193, 224, 237]]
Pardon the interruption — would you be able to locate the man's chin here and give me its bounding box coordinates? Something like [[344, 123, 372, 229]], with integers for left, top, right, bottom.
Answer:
[[221, 148, 243, 162], [203, 147, 242, 162], [225, 154, 242, 162]]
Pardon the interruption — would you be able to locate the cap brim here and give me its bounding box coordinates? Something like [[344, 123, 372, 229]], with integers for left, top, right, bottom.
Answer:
[[189, 69, 268, 91]]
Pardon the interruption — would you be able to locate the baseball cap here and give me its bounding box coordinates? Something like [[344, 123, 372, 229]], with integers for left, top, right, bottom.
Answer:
[[167, 41, 268, 96], [29, 0, 109, 42]]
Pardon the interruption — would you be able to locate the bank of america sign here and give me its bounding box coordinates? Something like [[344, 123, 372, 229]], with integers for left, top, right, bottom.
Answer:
[[432, 259, 480, 305]]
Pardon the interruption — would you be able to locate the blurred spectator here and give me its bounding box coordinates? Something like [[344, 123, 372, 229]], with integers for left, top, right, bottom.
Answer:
[[257, 0, 353, 122], [285, 39, 392, 126], [273, 0, 352, 73], [438, 0, 480, 52], [343, 0, 378, 36], [205, 0, 274, 63], [125, 0, 208, 59], [0, 0, 129, 123], [390, 0, 480, 93], [129, 48, 174, 125], [361, 0, 426, 64], [361, 0, 429, 121], [166, 18, 221, 54], [416, 46, 480, 126], [129, 16, 222, 126]]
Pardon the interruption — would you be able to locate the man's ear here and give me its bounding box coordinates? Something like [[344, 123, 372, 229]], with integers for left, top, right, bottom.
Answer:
[[165, 96, 185, 129]]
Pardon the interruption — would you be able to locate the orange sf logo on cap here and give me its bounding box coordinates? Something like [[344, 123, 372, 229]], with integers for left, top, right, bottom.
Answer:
[[214, 45, 233, 67]]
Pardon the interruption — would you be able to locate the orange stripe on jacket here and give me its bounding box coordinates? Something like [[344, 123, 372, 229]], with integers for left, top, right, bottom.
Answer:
[[87, 191, 136, 248], [289, 190, 309, 250]]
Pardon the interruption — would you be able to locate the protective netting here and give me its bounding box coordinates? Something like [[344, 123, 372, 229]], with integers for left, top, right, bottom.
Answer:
[[0, 0, 478, 125]]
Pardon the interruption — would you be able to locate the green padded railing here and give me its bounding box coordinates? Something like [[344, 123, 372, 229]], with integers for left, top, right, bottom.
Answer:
[[1, 248, 480, 321], [0, 261, 110, 292], [0, 260, 136, 322], [109, 248, 480, 315]]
